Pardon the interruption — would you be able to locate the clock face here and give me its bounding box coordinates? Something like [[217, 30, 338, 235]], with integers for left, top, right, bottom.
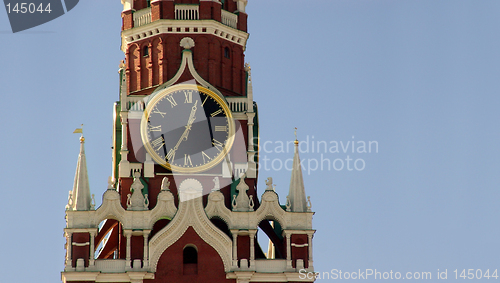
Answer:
[[141, 84, 234, 173]]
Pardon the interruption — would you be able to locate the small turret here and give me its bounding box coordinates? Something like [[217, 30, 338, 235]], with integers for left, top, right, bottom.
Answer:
[[69, 133, 92, 211], [287, 129, 309, 212]]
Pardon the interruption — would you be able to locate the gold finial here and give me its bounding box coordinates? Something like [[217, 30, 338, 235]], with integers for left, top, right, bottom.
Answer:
[[294, 127, 299, 145]]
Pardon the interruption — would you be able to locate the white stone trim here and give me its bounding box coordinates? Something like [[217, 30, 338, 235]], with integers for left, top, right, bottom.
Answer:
[[121, 0, 133, 12], [233, 113, 247, 120], [233, 0, 248, 13], [121, 19, 249, 52], [291, 243, 309, 248], [148, 49, 226, 103], [206, 190, 314, 231], [72, 242, 90, 247], [61, 271, 154, 283], [226, 271, 316, 282], [66, 189, 177, 231]]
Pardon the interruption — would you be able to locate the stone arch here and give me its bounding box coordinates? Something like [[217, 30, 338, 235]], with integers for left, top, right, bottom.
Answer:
[[150, 227, 229, 282], [152, 37, 162, 86], [94, 217, 124, 259], [149, 217, 171, 240], [253, 192, 288, 230], [256, 216, 285, 260], [210, 216, 232, 239], [128, 43, 140, 92], [140, 40, 151, 89], [149, 179, 233, 272]]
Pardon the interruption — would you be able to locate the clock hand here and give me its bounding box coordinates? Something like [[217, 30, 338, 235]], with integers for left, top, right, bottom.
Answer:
[[180, 100, 198, 141], [168, 101, 199, 160]]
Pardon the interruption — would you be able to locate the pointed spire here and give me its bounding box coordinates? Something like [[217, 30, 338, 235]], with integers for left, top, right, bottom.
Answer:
[[71, 134, 92, 211], [287, 128, 308, 212]]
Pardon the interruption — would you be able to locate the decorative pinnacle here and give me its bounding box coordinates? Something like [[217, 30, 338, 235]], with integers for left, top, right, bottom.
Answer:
[[294, 127, 299, 145]]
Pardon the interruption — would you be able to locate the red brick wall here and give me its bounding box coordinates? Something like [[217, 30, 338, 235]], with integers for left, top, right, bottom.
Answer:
[[72, 233, 90, 267], [237, 235, 250, 263], [145, 226, 236, 283], [291, 234, 309, 268], [126, 34, 245, 96]]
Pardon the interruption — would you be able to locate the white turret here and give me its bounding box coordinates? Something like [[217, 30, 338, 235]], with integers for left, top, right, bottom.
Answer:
[[69, 136, 92, 211], [287, 131, 309, 212]]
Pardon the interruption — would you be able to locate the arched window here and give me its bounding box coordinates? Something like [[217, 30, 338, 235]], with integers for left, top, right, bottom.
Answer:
[[183, 246, 197, 264], [224, 47, 230, 59], [183, 245, 198, 275], [147, 0, 151, 8], [143, 45, 149, 57]]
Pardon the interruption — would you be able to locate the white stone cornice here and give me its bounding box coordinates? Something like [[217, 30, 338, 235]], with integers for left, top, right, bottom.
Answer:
[[61, 271, 154, 283], [283, 229, 316, 237], [121, 19, 249, 52], [64, 228, 98, 234]]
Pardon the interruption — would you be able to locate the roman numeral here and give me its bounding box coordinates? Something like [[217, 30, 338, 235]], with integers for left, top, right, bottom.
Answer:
[[202, 151, 211, 163], [148, 125, 161, 132], [151, 136, 165, 151], [212, 139, 224, 151], [184, 90, 193, 103], [152, 105, 166, 118], [202, 96, 209, 106], [167, 148, 175, 161], [166, 95, 177, 107], [184, 154, 193, 166], [215, 126, 227, 132], [211, 109, 223, 117]]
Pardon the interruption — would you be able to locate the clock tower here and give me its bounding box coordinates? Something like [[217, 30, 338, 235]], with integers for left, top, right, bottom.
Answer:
[[61, 1, 316, 282]]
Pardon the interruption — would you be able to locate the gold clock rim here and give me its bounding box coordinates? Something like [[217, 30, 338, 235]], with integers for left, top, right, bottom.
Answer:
[[140, 84, 235, 173]]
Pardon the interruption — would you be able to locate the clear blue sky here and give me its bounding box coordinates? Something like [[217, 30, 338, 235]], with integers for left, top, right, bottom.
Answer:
[[1, 1, 500, 282]]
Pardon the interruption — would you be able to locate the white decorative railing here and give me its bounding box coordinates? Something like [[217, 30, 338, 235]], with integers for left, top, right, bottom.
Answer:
[[95, 259, 127, 273], [221, 10, 238, 29], [133, 8, 152, 27], [175, 5, 199, 20], [127, 96, 246, 113], [255, 259, 287, 273], [127, 96, 145, 111], [233, 163, 248, 178], [227, 97, 247, 112]]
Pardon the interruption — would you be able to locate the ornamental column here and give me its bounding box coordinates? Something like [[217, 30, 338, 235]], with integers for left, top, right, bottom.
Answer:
[[118, 62, 130, 178], [285, 232, 292, 270], [64, 231, 73, 270], [89, 230, 96, 266], [308, 232, 314, 270], [249, 230, 256, 270], [231, 230, 238, 268], [143, 230, 151, 268], [119, 112, 131, 177], [124, 230, 132, 269]]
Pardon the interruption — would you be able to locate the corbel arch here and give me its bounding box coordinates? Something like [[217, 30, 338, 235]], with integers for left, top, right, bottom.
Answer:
[[148, 179, 233, 272]]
